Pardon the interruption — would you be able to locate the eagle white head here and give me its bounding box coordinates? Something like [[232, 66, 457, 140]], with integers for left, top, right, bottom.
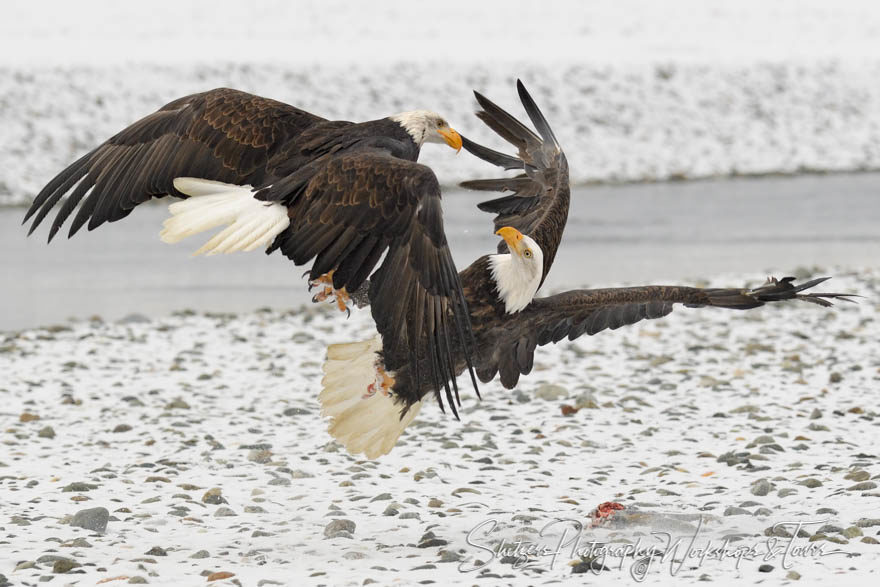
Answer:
[[489, 226, 544, 314], [390, 110, 463, 151]]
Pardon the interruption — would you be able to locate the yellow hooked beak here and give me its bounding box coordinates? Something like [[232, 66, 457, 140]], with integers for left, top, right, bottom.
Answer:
[[437, 126, 462, 153], [495, 226, 524, 255]]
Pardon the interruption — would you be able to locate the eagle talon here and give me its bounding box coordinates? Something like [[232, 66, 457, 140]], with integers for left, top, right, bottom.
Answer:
[[363, 364, 394, 399], [308, 272, 352, 315]]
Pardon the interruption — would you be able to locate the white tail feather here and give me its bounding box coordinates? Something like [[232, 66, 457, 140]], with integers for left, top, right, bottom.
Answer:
[[159, 178, 289, 255], [319, 337, 422, 459]]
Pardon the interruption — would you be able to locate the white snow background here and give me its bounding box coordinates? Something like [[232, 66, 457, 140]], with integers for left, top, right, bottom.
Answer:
[[4, 0, 880, 204], [2, 1, 879, 586]]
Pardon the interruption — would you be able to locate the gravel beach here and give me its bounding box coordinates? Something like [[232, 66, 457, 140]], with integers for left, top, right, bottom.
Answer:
[[1, 268, 877, 585]]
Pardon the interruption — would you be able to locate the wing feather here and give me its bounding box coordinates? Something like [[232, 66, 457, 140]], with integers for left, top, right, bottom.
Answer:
[[263, 152, 478, 411], [25, 88, 324, 240], [460, 81, 570, 285], [478, 277, 856, 389]]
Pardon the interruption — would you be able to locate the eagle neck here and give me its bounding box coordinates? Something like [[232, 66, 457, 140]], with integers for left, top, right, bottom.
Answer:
[[487, 253, 541, 314]]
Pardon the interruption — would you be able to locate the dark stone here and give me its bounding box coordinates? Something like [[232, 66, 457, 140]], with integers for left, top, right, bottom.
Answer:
[[52, 559, 81, 573], [62, 482, 98, 493], [70, 507, 109, 533], [324, 519, 355, 537]]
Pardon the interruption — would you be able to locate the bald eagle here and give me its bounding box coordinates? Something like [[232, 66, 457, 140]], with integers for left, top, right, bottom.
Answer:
[[322, 81, 854, 457], [24, 83, 853, 459]]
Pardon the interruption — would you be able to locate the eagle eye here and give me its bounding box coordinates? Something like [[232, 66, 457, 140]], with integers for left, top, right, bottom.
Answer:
[[524, 249, 532, 259]]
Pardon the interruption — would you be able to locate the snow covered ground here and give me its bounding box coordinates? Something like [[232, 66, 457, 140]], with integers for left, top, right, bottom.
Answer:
[[4, 1, 880, 204], [3, 3, 880, 585], [1, 269, 878, 585]]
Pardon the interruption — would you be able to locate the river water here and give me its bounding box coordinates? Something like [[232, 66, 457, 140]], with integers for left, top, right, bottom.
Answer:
[[2, 173, 878, 331]]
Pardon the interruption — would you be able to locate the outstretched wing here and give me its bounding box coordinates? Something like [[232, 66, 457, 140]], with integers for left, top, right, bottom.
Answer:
[[459, 80, 570, 286], [24, 88, 323, 241], [476, 277, 857, 389], [261, 152, 477, 412]]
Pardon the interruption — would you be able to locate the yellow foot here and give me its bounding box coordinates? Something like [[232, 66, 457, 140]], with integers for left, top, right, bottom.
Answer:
[[363, 364, 395, 399], [308, 270, 352, 316]]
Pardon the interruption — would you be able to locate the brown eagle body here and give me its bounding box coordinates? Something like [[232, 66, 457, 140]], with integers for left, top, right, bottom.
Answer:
[[388, 82, 855, 422]]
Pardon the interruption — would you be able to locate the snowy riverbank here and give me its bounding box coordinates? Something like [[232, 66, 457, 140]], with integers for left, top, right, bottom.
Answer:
[[4, 59, 880, 208], [4, 1, 880, 205], [1, 268, 877, 585]]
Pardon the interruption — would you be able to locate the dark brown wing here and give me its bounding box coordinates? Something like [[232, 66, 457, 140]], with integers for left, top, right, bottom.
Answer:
[[460, 80, 570, 286], [476, 277, 857, 389], [24, 88, 324, 241], [261, 152, 477, 413]]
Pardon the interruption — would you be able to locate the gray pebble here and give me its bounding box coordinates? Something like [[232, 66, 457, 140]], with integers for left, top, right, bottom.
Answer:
[[190, 550, 210, 559], [800, 478, 822, 488], [758, 564, 773, 572], [535, 383, 567, 400], [512, 390, 530, 403], [128, 577, 148, 584], [70, 507, 109, 533], [244, 506, 266, 514], [112, 424, 133, 433], [847, 481, 877, 491], [439, 550, 462, 562], [214, 507, 237, 517], [282, 407, 311, 416], [842, 527, 863, 539], [202, 488, 226, 504], [371, 492, 392, 502], [36, 555, 73, 564], [724, 506, 752, 516], [239, 443, 272, 450], [38, 426, 55, 439], [751, 479, 772, 496], [248, 449, 272, 464], [324, 519, 355, 537], [62, 482, 98, 493], [165, 398, 190, 410], [817, 524, 844, 534], [52, 559, 81, 573]]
